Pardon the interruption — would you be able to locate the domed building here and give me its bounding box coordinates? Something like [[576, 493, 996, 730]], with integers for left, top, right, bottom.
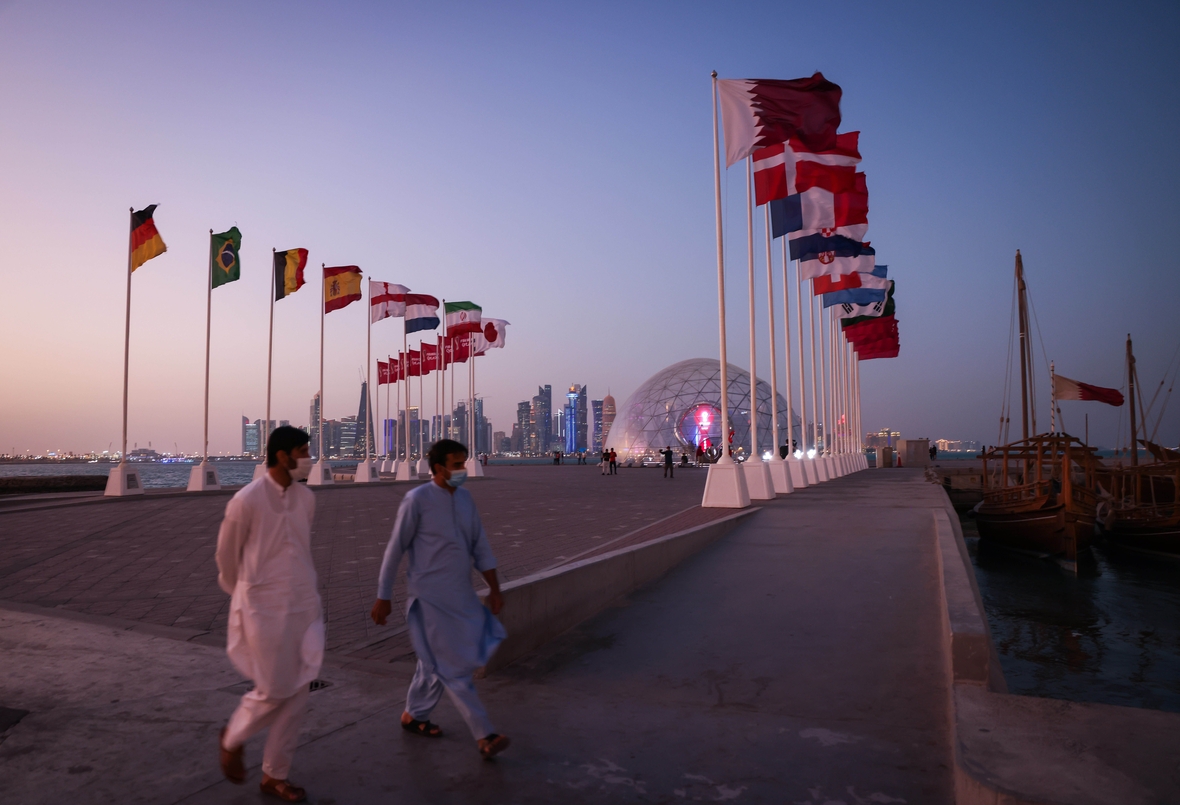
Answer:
[[602, 358, 799, 460]]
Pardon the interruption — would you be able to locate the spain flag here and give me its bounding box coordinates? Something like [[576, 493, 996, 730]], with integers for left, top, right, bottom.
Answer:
[[324, 265, 362, 313], [274, 248, 308, 301], [130, 205, 166, 271]]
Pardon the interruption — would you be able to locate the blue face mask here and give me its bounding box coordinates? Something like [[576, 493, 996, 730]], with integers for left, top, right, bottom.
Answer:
[[446, 469, 468, 488]]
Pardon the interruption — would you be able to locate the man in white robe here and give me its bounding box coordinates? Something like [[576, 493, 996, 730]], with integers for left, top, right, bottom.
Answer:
[[216, 426, 322, 802], [370, 438, 510, 759]]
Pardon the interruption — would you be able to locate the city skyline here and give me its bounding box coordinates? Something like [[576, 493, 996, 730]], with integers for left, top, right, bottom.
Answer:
[[3, 3, 1179, 455]]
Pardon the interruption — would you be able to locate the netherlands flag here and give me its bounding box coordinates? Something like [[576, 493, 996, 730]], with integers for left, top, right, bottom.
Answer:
[[404, 293, 440, 334]]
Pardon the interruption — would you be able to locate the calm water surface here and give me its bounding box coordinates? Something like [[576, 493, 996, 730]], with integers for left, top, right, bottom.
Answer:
[[0, 462, 350, 488], [963, 514, 1180, 713]]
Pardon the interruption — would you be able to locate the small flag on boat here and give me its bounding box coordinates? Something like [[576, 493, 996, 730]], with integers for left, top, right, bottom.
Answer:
[[1053, 375, 1124, 406]]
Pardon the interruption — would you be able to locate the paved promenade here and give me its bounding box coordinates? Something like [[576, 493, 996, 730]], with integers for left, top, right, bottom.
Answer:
[[1, 469, 958, 804], [0, 465, 712, 653]]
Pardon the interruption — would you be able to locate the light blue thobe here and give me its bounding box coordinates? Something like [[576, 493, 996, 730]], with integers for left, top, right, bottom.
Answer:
[[376, 482, 506, 738]]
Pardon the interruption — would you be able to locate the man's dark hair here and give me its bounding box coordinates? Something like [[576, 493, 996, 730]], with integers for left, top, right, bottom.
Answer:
[[267, 426, 311, 467], [428, 439, 468, 473]]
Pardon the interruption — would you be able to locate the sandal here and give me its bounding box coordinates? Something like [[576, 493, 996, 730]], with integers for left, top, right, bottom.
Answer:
[[219, 726, 246, 784], [478, 733, 510, 760], [260, 777, 307, 803], [401, 717, 443, 738]]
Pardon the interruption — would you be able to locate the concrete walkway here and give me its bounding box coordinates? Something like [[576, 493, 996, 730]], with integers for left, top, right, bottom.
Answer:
[[1, 470, 956, 804]]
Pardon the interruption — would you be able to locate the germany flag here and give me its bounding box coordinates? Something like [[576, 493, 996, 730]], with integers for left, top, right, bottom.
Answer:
[[274, 248, 308, 301], [130, 205, 166, 271]]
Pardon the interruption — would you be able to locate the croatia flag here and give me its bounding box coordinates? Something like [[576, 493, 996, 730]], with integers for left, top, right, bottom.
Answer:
[[770, 174, 868, 238], [404, 294, 440, 334]]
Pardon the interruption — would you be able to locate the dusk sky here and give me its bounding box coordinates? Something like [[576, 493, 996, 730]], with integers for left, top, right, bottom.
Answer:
[[2, 0, 1178, 455]]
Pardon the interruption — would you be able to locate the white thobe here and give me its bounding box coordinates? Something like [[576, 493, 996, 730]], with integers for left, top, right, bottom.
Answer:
[[377, 482, 505, 738]]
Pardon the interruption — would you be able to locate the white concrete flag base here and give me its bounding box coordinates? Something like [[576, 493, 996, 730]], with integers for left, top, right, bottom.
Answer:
[[742, 457, 776, 500], [379, 459, 393, 474], [801, 459, 817, 484], [186, 461, 221, 492], [307, 460, 334, 486], [354, 461, 379, 483], [104, 462, 144, 497], [823, 456, 837, 478], [395, 461, 414, 481], [814, 457, 830, 482], [766, 457, 794, 494], [702, 461, 751, 509], [464, 456, 485, 477], [415, 458, 431, 477], [787, 457, 808, 488], [252, 463, 268, 481]]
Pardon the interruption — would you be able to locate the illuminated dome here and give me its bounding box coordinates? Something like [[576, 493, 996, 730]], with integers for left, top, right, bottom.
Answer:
[[603, 358, 800, 459]]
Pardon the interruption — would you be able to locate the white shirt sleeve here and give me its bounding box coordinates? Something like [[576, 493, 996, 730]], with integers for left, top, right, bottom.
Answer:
[[215, 495, 249, 595]]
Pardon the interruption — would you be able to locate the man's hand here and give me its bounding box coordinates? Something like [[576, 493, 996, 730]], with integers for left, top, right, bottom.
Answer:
[[370, 598, 393, 625], [485, 589, 503, 615]]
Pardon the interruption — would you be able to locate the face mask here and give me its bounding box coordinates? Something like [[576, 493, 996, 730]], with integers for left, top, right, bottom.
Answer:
[[290, 457, 313, 481], [446, 469, 467, 488]]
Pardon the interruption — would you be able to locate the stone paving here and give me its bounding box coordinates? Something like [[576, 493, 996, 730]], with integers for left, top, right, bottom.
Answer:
[[0, 465, 707, 654]]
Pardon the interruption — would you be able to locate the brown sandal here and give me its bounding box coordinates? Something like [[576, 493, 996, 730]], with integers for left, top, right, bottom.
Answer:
[[260, 777, 307, 802], [219, 726, 246, 784], [478, 733, 510, 760]]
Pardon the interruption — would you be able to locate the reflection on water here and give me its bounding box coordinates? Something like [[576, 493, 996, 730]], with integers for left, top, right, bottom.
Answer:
[[963, 514, 1180, 712], [0, 462, 354, 489]]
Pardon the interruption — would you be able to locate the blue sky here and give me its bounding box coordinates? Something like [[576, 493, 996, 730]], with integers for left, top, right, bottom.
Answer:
[[2, 0, 1178, 454]]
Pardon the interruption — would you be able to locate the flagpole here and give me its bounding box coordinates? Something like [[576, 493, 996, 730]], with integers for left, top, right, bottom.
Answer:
[[743, 156, 771, 498], [794, 261, 809, 462], [256, 247, 276, 479], [356, 281, 376, 482], [106, 208, 142, 495], [188, 230, 219, 491], [782, 242, 805, 486], [308, 264, 331, 485], [818, 294, 828, 457], [703, 71, 748, 508], [809, 286, 825, 480]]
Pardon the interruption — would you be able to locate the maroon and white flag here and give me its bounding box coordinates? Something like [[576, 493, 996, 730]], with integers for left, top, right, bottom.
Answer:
[[377, 360, 390, 385], [1053, 375, 1124, 406], [718, 73, 842, 167]]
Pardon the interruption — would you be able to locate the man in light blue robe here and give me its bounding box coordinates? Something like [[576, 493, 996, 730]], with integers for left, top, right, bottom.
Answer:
[[371, 438, 510, 758]]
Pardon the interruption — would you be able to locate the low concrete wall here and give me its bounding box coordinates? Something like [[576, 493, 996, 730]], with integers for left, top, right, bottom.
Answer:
[[486, 508, 758, 672], [932, 495, 1180, 804]]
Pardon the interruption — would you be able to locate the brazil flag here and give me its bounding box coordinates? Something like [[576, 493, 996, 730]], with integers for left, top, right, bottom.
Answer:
[[211, 227, 242, 288]]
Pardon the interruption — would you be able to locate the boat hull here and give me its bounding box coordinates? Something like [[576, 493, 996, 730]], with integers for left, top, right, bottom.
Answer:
[[1100, 520, 1180, 559], [976, 504, 1094, 560]]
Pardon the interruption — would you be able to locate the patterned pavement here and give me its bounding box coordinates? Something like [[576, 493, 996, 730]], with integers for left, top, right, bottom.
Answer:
[[0, 465, 708, 655]]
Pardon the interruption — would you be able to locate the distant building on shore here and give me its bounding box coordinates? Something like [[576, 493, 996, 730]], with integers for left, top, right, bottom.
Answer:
[[935, 439, 981, 452], [602, 392, 616, 448], [865, 429, 901, 449]]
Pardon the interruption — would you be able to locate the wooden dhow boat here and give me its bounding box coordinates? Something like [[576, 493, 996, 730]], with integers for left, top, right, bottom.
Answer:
[[975, 251, 1101, 566]]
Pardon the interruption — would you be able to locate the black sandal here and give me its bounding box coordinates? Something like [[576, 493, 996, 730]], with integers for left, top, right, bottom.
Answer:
[[479, 733, 510, 759], [401, 717, 443, 738]]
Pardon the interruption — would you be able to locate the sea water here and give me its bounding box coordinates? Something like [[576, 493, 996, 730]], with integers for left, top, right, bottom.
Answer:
[[962, 514, 1180, 713]]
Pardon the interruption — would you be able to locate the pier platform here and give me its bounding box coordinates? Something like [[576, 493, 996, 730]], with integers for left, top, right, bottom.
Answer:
[[2, 468, 1177, 803]]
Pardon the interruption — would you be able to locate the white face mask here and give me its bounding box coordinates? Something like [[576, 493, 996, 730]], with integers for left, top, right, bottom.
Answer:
[[446, 469, 467, 488], [290, 457, 313, 481]]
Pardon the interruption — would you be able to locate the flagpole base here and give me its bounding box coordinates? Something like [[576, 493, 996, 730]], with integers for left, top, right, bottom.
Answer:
[[766, 456, 794, 494], [702, 461, 751, 509], [379, 459, 394, 474], [252, 462, 268, 481], [104, 462, 144, 496], [395, 461, 414, 481], [465, 457, 485, 478], [186, 461, 221, 492], [307, 460, 334, 486], [354, 461, 379, 483], [415, 458, 431, 477], [787, 457, 808, 488]]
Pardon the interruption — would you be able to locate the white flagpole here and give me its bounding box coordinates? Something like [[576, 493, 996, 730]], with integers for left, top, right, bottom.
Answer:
[[253, 248, 276, 480], [308, 264, 332, 485], [808, 278, 820, 454], [818, 296, 828, 455], [106, 208, 142, 495], [783, 243, 807, 487], [356, 280, 376, 482], [764, 207, 780, 459], [795, 261, 808, 457], [743, 156, 771, 498], [703, 71, 748, 508], [187, 230, 220, 491]]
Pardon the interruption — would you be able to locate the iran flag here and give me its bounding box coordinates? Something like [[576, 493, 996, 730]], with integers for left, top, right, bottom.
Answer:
[[445, 301, 482, 334], [1053, 375, 1124, 406]]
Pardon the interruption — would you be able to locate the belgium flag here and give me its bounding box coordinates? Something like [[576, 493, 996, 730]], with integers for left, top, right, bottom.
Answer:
[[130, 205, 166, 271], [274, 248, 308, 301]]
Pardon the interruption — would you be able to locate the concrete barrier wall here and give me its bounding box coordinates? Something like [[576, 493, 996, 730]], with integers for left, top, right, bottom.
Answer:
[[486, 508, 758, 672]]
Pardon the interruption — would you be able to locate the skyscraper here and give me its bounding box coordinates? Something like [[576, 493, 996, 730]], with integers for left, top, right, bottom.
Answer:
[[516, 401, 531, 455], [591, 400, 604, 453], [602, 392, 616, 448], [536, 385, 552, 453], [242, 416, 261, 457], [565, 384, 588, 453], [309, 393, 322, 460], [355, 381, 376, 458]]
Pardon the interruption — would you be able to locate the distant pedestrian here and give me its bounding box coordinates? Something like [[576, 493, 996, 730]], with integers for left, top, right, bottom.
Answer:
[[660, 446, 675, 478], [609, 449, 618, 474], [695, 444, 705, 465], [370, 439, 510, 760], [680, 452, 689, 467], [601, 449, 609, 474], [780, 443, 789, 459], [216, 426, 319, 803]]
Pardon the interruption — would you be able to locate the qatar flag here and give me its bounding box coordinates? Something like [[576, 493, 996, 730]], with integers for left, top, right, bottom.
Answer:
[[1053, 374, 1124, 406], [717, 73, 842, 166], [770, 174, 868, 237]]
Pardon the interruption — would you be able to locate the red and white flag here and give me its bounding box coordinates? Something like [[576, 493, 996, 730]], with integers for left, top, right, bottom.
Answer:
[[812, 273, 861, 294], [370, 281, 410, 323], [718, 74, 842, 167], [377, 360, 390, 385], [1053, 375, 1124, 406], [471, 318, 509, 351], [799, 251, 876, 281], [752, 132, 862, 206]]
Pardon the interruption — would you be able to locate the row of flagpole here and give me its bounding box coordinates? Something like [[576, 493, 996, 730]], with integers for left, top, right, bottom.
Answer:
[[703, 71, 888, 508], [104, 208, 508, 496]]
